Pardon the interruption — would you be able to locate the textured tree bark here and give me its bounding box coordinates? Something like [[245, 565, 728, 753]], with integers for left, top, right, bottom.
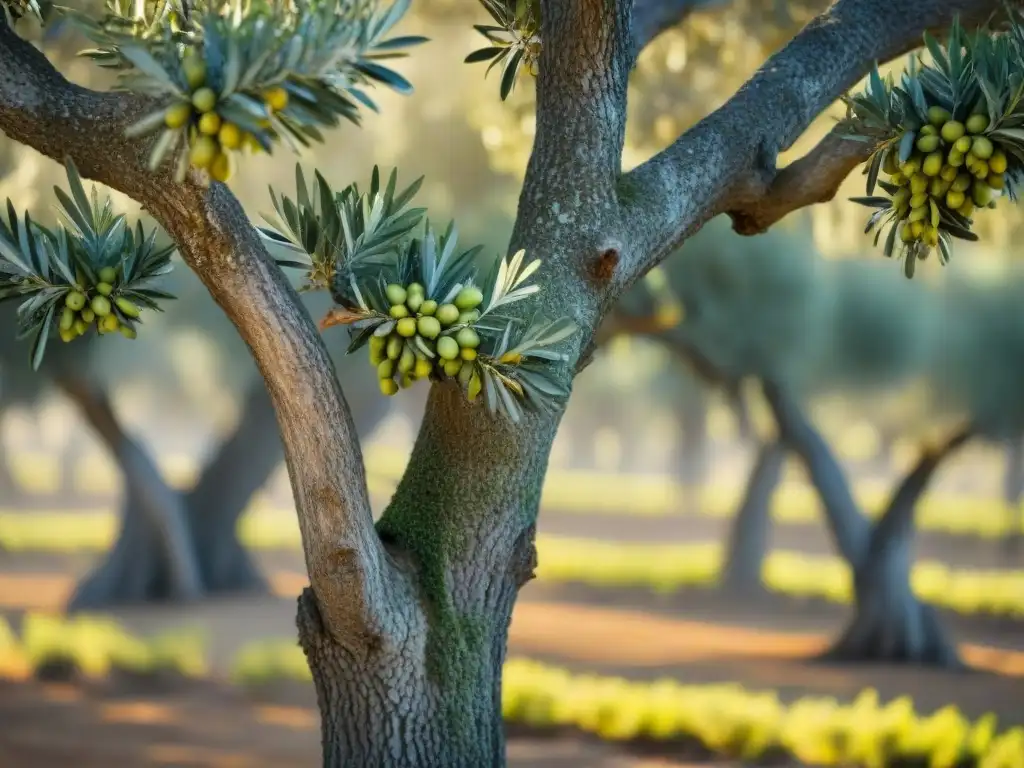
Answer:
[[764, 380, 969, 667], [719, 439, 785, 592], [297, 587, 508, 768]]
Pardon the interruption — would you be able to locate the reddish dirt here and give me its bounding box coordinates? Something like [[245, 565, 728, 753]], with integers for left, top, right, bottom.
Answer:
[[1, 543, 1023, 765]]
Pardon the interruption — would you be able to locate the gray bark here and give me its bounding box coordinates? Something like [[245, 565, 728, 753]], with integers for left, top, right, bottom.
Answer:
[[1002, 435, 1024, 557], [764, 380, 969, 667], [826, 431, 969, 666], [55, 374, 204, 604], [69, 373, 391, 611], [719, 439, 785, 592], [297, 588, 506, 768]]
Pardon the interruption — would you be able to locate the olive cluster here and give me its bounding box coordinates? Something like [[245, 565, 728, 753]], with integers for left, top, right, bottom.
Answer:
[[162, 51, 288, 182], [886, 108, 1006, 249], [59, 266, 141, 343], [370, 282, 485, 397]]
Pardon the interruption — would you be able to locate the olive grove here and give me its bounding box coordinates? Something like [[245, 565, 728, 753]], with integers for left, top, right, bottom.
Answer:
[[1, 0, 1022, 764], [611, 220, 1024, 665]]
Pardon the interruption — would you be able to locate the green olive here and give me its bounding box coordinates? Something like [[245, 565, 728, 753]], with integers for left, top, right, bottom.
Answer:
[[60, 307, 75, 332], [389, 304, 409, 319], [387, 334, 404, 360], [436, 304, 460, 326], [420, 300, 438, 316], [397, 317, 418, 338], [98, 266, 117, 284], [90, 295, 112, 317], [379, 378, 399, 396], [455, 327, 480, 349], [438, 336, 460, 360], [443, 359, 463, 377], [96, 282, 113, 297], [378, 359, 395, 379], [65, 291, 86, 311], [385, 283, 408, 306], [454, 286, 484, 311], [114, 297, 140, 318], [417, 316, 442, 339]]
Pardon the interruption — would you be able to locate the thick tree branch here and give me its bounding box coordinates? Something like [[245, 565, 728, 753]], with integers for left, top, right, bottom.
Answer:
[[868, 426, 971, 560], [618, 0, 1013, 280], [727, 128, 874, 235], [0, 25, 406, 644]]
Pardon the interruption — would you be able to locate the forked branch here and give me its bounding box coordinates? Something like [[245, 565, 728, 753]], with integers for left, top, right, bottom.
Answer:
[[618, 0, 1014, 280], [0, 23, 403, 643]]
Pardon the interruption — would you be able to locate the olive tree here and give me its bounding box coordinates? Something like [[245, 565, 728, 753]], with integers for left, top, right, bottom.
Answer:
[[1, 0, 1018, 763]]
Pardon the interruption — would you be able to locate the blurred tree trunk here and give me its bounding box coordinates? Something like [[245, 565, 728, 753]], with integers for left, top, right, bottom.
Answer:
[[1002, 435, 1024, 557], [719, 439, 785, 593], [67, 376, 391, 611], [0, 437, 24, 502], [763, 381, 967, 668]]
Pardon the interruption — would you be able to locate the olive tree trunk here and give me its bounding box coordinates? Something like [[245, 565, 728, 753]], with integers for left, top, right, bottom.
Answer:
[[719, 438, 785, 592], [68, 376, 390, 611], [2, 0, 997, 759], [763, 381, 970, 667], [1002, 435, 1024, 557]]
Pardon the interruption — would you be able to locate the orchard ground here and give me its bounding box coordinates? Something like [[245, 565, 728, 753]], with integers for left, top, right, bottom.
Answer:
[[1, 425, 1024, 766]]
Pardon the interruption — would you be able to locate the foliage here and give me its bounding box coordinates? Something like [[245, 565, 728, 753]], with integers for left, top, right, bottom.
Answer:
[[503, 659, 1024, 767], [841, 14, 1024, 275], [0, 160, 175, 369], [231, 638, 312, 684], [53, 0, 427, 183], [464, 0, 540, 101], [17, 612, 207, 678], [261, 165, 577, 421], [1, 510, 1020, 618]]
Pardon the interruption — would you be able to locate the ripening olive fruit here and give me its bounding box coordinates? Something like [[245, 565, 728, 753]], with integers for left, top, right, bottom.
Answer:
[[467, 372, 483, 402], [65, 291, 86, 311], [73, 318, 89, 335], [972, 183, 994, 207], [909, 192, 929, 210], [191, 87, 217, 113], [952, 173, 972, 193], [417, 316, 441, 339], [414, 358, 433, 378], [946, 189, 966, 209], [219, 122, 243, 150], [900, 223, 916, 243], [98, 266, 117, 284], [387, 335, 403, 360], [940, 120, 965, 143], [407, 282, 424, 296], [882, 152, 900, 174], [211, 153, 232, 183], [389, 304, 409, 319], [910, 220, 925, 238], [397, 317, 418, 338], [437, 336, 460, 360], [971, 136, 994, 160], [928, 177, 949, 197], [965, 113, 990, 134], [385, 283, 408, 306], [455, 326, 480, 349], [119, 325, 137, 340], [420, 299, 438, 316], [97, 282, 113, 297], [443, 359, 463, 377], [458, 362, 474, 387], [954, 136, 972, 155], [264, 86, 289, 112], [989, 150, 1008, 175], [90, 295, 112, 317], [891, 188, 910, 208], [901, 157, 921, 176], [379, 378, 399, 396], [946, 150, 964, 167], [988, 173, 1005, 190], [114, 297, 140, 318], [198, 112, 221, 136], [928, 106, 951, 126], [60, 307, 75, 331], [436, 304, 460, 326], [406, 292, 423, 313], [460, 348, 477, 361], [939, 165, 958, 182], [908, 206, 928, 223], [454, 286, 484, 310], [377, 359, 395, 379], [59, 327, 76, 343], [922, 152, 943, 177], [80, 308, 95, 324], [190, 136, 218, 169], [164, 102, 192, 129], [960, 200, 975, 217], [916, 134, 940, 154], [101, 314, 120, 333], [398, 346, 416, 374], [182, 54, 207, 90]]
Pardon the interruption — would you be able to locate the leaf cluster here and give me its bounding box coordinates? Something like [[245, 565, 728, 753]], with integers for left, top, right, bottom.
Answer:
[[0, 161, 175, 370], [840, 12, 1024, 273], [61, 0, 426, 177], [465, 0, 540, 101], [260, 165, 577, 422]]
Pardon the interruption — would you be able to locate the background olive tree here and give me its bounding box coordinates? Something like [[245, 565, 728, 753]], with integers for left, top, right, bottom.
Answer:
[[1, 0, 1019, 765]]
